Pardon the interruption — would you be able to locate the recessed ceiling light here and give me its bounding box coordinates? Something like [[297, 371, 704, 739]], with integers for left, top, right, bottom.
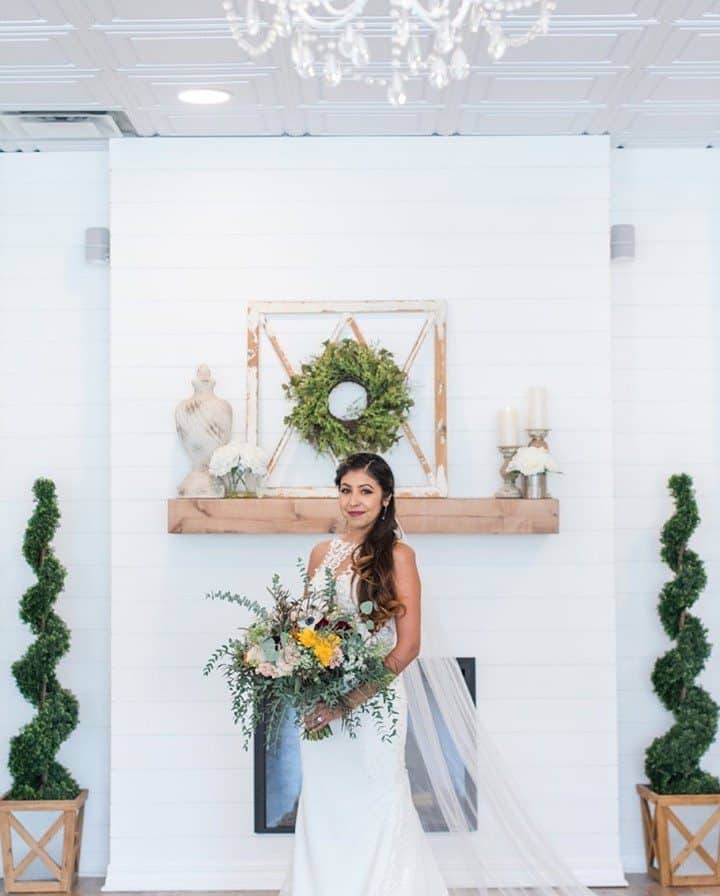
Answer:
[[178, 89, 232, 105]]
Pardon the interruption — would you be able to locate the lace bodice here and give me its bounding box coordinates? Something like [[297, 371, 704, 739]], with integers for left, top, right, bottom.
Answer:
[[310, 535, 397, 653]]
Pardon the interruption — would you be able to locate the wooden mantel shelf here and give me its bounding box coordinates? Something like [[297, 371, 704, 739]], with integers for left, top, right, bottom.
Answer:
[[167, 497, 558, 535]]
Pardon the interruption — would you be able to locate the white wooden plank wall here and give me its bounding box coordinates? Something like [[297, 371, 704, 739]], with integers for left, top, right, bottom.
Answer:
[[0, 152, 110, 877], [5, 140, 720, 888], [104, 136, 624, 890], [611, 147, 720, 873]]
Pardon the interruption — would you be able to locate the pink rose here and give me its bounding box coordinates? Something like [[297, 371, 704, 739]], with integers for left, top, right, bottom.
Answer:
[[256, 662, 281, 678]]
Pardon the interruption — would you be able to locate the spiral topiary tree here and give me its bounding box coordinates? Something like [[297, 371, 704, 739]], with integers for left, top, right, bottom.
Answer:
[[7, 478, 80, 800], [644, 473, 720, 795]]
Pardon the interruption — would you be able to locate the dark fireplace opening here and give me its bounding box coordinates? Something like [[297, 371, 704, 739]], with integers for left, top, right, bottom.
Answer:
[[254, 657, 477, 833]]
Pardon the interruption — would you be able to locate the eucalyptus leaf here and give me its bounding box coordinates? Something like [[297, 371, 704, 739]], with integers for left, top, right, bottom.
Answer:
[[261, 638, 278, 661], [359, 600, 374, 614]]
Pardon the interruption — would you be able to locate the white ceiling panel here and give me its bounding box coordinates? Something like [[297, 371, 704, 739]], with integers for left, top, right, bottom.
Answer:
[[0, 0, 719, 143], [0, 33, 82, 66], [0, 78, 103, 106], [485, 76, 597, 102], [98, 33, 245, 67], [646, 74, 720, 101], [0, 0, 66, 23], [548, 0, 660, 13], [459, 109, 580, 135], [164, 109, 277, 134], [87, 0, 225, 17], [672, 31, 720, 61], [493, 32, 623, 64]]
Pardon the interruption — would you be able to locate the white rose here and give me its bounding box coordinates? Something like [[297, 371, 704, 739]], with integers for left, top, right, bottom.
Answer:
[[276, 643, 301, 676], [240, 443, 269, 476], [244, 644, 264, 667], [278, 643, 300, 668], [507, 446, 561, 476], [256, 662, 281, 678], [209, 441, 243, 477]]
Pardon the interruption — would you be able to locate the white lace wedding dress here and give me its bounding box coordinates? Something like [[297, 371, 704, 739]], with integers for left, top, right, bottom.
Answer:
[[278, 535, 449, 896]]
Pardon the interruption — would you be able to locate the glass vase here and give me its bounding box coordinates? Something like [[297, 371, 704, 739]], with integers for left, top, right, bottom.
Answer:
[[224, 471, 263, 498]]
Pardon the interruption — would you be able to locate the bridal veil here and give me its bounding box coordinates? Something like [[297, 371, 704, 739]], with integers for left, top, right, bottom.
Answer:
[[400, 534, 599, 896]]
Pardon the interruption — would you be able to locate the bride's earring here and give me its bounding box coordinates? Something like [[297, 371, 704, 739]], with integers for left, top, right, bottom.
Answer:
[[381, 503, 388, 520]]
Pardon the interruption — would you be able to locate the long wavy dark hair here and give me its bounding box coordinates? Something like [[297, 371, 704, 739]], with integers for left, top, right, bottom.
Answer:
[[334, 452, 406, 630]]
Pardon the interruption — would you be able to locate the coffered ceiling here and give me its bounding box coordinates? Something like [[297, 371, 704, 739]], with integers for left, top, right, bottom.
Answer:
[[0, 0, 718, 144]]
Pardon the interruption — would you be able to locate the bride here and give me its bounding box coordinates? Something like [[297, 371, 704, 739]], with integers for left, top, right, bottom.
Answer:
[[279, 452, 599, 896]]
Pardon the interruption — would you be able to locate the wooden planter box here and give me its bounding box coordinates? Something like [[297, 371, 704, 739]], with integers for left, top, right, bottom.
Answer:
[[0, 789, 88, 894], [637, 783, 720, 886]]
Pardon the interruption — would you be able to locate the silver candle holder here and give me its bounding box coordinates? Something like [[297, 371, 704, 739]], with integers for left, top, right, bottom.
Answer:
[[527, 427, 550, 450], [495, 445, 523, 498], [524, 427, 552, 498]]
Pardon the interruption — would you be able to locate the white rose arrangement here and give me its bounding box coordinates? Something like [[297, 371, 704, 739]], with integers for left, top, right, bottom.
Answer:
[[208, 439, 269, 497], [506, 445, 562, 477]]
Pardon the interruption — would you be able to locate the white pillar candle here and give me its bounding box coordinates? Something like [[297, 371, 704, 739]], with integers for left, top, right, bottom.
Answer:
[[528, 387, 548, 429], [498, 406, 519, 446]]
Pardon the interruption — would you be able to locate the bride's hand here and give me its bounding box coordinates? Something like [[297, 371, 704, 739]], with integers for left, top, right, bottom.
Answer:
[[304, 702, 342, 732]]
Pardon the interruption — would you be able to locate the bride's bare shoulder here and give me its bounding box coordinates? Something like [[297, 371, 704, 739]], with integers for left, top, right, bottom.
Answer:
[[392, 541, 419, 583], [392, 540, 416, 561], [311, 537, 333, 556], [307, 538, 333, 575]]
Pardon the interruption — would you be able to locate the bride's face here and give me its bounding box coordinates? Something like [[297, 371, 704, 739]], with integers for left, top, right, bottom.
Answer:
[[338, 469, 385, 537]]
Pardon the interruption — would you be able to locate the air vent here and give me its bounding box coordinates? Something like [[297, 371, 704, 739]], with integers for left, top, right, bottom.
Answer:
[[0, 110, 136, 142]]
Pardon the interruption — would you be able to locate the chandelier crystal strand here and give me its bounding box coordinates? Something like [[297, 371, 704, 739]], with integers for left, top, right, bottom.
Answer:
[[222, 0, 556, 103]]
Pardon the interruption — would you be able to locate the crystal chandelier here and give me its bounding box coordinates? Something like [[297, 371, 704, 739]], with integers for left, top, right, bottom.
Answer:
[[222, 0, 556, 105]]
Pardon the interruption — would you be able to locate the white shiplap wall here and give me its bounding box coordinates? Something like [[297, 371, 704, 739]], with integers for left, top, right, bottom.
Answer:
[[611, 148, 720, 872], [0, 152, 109, 875], [104, 136, 624, 891], [5, 141, 720, 889]]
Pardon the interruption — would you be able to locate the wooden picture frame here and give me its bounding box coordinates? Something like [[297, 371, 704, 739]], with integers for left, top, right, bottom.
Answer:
[[246, 300, 447, 497]]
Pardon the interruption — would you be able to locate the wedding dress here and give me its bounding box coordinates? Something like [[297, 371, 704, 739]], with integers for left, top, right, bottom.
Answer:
[[278, 535, 449, 896], [278, 534, 601, 896]]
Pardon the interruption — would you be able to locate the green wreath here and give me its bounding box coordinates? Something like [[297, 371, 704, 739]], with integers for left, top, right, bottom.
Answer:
[[282, 338, 414, 457]]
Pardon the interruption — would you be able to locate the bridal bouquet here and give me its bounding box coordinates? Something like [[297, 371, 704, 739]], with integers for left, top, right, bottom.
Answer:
[[203, 562, 399, 751]]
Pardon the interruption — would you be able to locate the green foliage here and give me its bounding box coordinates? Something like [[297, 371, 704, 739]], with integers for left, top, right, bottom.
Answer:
[[204, 559, 399, 752], [281, 338, 414, 457], [7, 479, 81, 800], [644, 473, 720, 794]]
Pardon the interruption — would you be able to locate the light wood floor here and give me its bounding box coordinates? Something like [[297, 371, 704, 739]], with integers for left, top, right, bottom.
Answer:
[[43, 873, 720, 896]]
